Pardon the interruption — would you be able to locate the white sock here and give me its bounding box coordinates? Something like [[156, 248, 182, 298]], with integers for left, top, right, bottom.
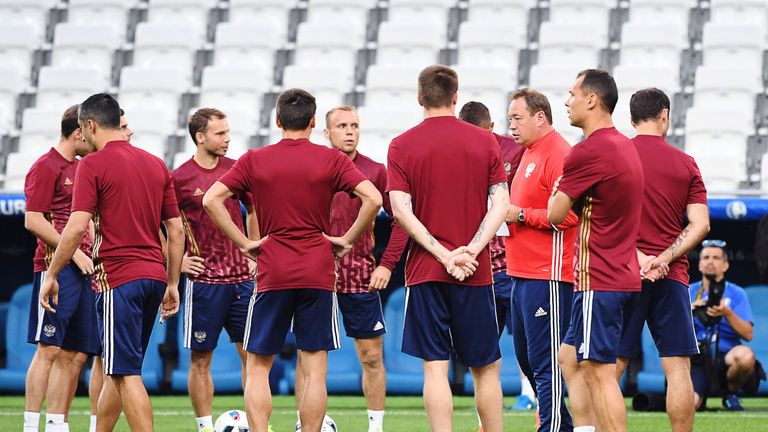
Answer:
[[89, 415, 97, 432], [44, 414, 66, 432], [367, 409, 384, 432], [196, 415, 214, 431], [24, 411, 40, 431], [296, 410, 301, 425], [63, 423, 70, 432], [574, 427, 596, 432]]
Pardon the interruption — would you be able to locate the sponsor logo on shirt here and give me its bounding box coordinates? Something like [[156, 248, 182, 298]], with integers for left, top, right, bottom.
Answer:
[[525, 162, 536, 178], [535, 307, 547, 317], [64, 177, 73, 185], [194, 330, 207, 343], [193, 187, 205, 197], [44, 324, 56, 338]]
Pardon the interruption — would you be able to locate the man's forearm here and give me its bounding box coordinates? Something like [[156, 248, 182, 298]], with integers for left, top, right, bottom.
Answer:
[[659, 222, 708, 264], [391, 193, 451, 264], [204, 199, 250, 248], [164, 217, 184, 289], [246, 209, 260, 240], [467, 183, 509, 255], [25, 213, 62, 249], [344, 198, 380, 246], [725, 311, 754, 342], [46, 220, 87, 277]]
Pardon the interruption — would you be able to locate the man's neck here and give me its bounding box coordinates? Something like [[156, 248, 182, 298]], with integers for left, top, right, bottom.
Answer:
[[282, 129, 312, 140], [94, 132, 127, 151], [581, 112, 614, 138], [344, 150, 357, 160], [54, 139, 76, 162], [193, 149, 219, 169], [526, 126, 555, 147], [424, 106, 454, 118], [634, 121, 665, 137]]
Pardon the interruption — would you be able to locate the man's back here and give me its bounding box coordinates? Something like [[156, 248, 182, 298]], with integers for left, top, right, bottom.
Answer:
[[387, 116, 506, 286], [558, 127, 644, 291], [72, 140, 177, 291], [633, 135, 707, 285]]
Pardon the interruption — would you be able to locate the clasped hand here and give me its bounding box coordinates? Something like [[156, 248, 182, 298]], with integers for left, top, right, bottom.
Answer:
[[444, 247, 478, 282]]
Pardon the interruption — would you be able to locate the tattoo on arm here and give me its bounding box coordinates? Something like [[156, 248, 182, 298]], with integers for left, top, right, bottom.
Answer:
[[666, 226, 690, 258], [470, 217, 487, 245], [426, 230, 436, 246], [488, 182, 508, 197]]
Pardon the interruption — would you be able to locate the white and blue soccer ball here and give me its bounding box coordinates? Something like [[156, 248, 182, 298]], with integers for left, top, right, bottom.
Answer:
[[296, 415, 338, 432], [214, 409, 249, 432]]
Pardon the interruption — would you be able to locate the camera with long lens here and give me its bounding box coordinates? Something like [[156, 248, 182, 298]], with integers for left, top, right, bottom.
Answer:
[[693, 275, 725, 327]]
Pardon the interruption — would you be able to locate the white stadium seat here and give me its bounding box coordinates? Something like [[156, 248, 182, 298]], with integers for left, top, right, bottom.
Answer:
[[0, 25, 39, 82], [67, 0, 134, 40], [536, 22, 604, 71], [146, 0, 218, 42], [356, 106, 425, 164], [306, 0, 374, 24], [122, 108, 175, 158], [457, 21, 523, 73], [710, 0, 768, 39], [199, 65, 270, 127], [213, 21, 283, 71], [611, 108, 635, 139], [454, 66, 515, 133], [548, 0, 614, 40], [294, 22, 365, 87], [376, 21, 444, 67], [628, 0, 697, 32], [612, 65, 680, 113], [386, 0, 454, 33], [702, 23, 765, 71], [51, 23, 121, 80], [35, 66, 109, 111], [228, 0, 297, 39], [693, 66, 763, 113], [18, 108, 63, 156], [282, 65, 349, 108], [0, 0, 56, 42], [0, 67, 21, 132], [364, 65, 423, 107], [118, 66, 188, 120], [133, 22, 201, 82], [467, 0, 530, 43], [619, 22, 688, 72], [4, 152, 41, 192]]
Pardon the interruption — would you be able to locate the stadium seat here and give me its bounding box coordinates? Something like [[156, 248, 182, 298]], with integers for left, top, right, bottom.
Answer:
[[17, 108, 64, 156], [536, 22, 604, 71], [306, 0, 374, 23], [121, 108, 176, 158], [356, 106, 424, 164], [4, 153, 38, 191], [453, 65, 515, 132], [745, 285, 768, 394], [628, 0, 696, 34], [213, 21, 283, 71], [0, 284, 34, 392], [199, 65, 270, 128], [364, 65, 423, 107], [463, 332, 522, 396], [282, 65, 348, 107], [702, 23, 765, 72], [548, 0, 614, 40], [146, 0, 217, 42], [693, 66, 762, 113], [612, 65, 680, 112], [132, 22, 201, 81], [67, 0, 133, 40], [0, 24, 40, 82], [619, 23, 688, 72], [35, 66, 109, 111], [376, 21, 444, 67], [228, 0, 296, 40], [456, 21, 523, 72], [0, 67, 22, 132], [51, 23, 120, 80], [386, 0, 454, 32], [171, 310, 244, 393], [383, 287, 454, 394], [709, 0, 768, 38], [466, 0, 530, 44], [118, 66, 188, 119], [0, 0, 55, 41], [293, 22, 365, 86], [612, 108, 635, 138], [637, 324, 666, 393]]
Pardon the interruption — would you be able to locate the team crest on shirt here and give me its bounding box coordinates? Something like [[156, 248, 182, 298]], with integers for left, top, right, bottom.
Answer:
[[504, 162, 512, 176], [525, 162, 536, 178], [194, 330, 207, 343], [44, 324, 56, 338]]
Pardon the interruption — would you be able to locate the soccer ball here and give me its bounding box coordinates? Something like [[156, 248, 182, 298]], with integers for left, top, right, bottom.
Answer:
[[296, 415, 338, 432], [214, 409, 249, 432]]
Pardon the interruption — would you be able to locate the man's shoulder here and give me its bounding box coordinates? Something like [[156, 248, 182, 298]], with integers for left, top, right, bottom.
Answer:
[[726, 281, 748, 297]]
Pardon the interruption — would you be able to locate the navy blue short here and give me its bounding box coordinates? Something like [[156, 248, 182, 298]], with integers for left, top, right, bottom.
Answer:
[[563, 290, 638, 363], [493, 272, 514, 335], [182, 279, 254, 351], [337, 291, 386, 339], [243, 289, 339, 355], [28, 265, 99, 354], [96, 279, 165, 375], [618, 279, 699, 358], [402, 283, 501, 368]]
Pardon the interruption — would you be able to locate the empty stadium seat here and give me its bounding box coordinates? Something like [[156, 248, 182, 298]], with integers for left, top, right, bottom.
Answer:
[[17, 108, 64, 156], [228, 0, 296, 39], [612, 65, 680, 112], [463, 332, 522, 396], [147, 0, 217, 42], [67, 0, 133, 40], [456, 21, 523, 73], [119, 66, 188, 118], [745, 285, 768, 394], [376, 21, 444, 67], [213, 22, 283, 71], [548, 0, 614, 40], [51, 23, 121, 79], [536, 22, 604, 71], [387, 0, 454, 32], [35, 66, 109, 111], [0, 284, 35, 392], [0, 67, 22, 132], [356, 106, 424, 163], [466, 0, 530, 43], [620, 23, 688, 72], [132, 22, 201, 81], [628, 0, 696, 33], [453, 65, 515, 133], [693, 66, 762, 113], [612, 108, 635, 138], [121, 108, 176, 158], [294, 22, 365, 86], [710, 0, 768, 38], [306, 0, 374, 23], [637, 324, 666, 393], [702, 23, 765, 72], [0, 0, 55, 41], [282, 65, 348, 108], [4, 153, 39, 191], [0, 24, 40, 82], [364, 65, 422, 107], [199, 65, 270, 127]]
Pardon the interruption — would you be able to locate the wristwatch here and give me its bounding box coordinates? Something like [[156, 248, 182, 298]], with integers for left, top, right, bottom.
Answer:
[[517, 209, 525, 224]]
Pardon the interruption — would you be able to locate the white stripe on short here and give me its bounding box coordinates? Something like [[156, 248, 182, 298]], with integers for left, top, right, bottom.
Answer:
[[183, 280, 193, 349], [582, 291, 594, 359], [34, 271, 46, 342], [331, 292, 340, 349], [242, 290, 257, 350]]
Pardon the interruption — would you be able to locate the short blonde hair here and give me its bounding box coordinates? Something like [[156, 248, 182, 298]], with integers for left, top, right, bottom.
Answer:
[[325, 106, 358, 128]]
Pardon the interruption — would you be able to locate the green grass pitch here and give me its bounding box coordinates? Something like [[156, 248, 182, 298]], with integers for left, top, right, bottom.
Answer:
[[1, 395, 767, 431]]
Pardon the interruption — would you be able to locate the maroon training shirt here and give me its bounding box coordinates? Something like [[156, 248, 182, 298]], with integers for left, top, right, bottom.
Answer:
[[557, 127, 644, 292], [218, 138, 368, 292], [330, 151, 408, 294], [25, 148, 93, 272], [633, 135, 707, 285], [71, 141, 180, 292], [387, 116, 507, 287], [490, 133, 524, 274], [172, 156, 253, 284]]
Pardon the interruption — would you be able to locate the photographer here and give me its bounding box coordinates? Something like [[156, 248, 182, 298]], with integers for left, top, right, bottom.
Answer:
[[689, 240, 756, 411]]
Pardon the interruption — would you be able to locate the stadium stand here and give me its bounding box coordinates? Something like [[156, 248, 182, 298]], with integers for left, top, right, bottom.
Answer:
[[0, 284, 34, 393]]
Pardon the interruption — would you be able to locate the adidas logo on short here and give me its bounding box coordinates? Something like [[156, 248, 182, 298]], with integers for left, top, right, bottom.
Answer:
[[534, 307, 547, 317], [373, 321, 384, 331], [578, 343, 585, 354]]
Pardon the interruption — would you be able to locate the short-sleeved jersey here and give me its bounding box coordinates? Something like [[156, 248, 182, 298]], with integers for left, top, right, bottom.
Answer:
[[506, 130, 577, 282], [489, 133, 524, 274], [557, 127, 644, 292], [218, 138, 367, 292], [330, 151, 408, 294], [71, 141, 180, 292], [689, 281, 753, 352], [386, 116, 507, 286], [25, 148, 93, 272], [172, 156, 253, 284], [633, 135, 707, 286]]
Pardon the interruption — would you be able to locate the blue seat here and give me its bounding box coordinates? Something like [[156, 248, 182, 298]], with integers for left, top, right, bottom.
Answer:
[[746, 285, 768, 395], [463, 330, 522, 395], [0, 284, 35, 392], [637, 324, 666, 393], [282, 333, 363, 394]]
